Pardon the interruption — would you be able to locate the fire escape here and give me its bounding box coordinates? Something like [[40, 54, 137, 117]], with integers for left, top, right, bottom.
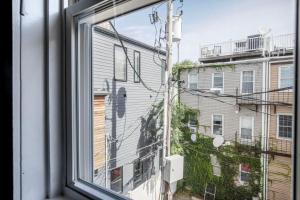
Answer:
[[235, 87, 293, 158]]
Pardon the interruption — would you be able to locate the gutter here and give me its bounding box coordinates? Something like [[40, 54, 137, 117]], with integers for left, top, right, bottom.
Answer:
[[180, 56, 294, 69]]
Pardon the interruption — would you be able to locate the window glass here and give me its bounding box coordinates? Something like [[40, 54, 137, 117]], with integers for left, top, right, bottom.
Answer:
[[213, 115, 223, 135], [189, 73, 198, 89], [114, 45, 127, 81], [242, 71, 254, 93], [240, 116, 253, 140], [110, 167, 123, 192], [240, 164, 251, 182], [134, 51, 141, 82], [279, 66, 293, 88], [133, 159, 142, 187], [213, 72, 223, 89], [278, 115, 292, 139]]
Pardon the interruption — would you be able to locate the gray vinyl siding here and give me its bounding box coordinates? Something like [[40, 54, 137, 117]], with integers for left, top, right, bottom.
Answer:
[[180, 63, 263, 141], [92, 29, 164, 194]]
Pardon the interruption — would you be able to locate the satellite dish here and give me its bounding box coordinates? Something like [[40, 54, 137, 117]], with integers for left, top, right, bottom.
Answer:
[[191, 134, 197, 142], [213, 135, 224, 148]]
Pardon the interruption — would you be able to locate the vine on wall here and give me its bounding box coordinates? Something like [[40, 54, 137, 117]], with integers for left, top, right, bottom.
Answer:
[[171, 102, 262, 200]]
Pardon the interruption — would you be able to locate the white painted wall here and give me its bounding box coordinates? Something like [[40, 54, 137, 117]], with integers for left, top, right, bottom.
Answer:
[[128, 171, 162, 200]]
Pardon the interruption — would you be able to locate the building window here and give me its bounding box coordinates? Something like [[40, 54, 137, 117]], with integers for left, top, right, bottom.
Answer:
[[278, 115, 292, 139], [114, 45, 127, 81], [134, 51, 141, 83], [161, 59, 166, 85], [188, 73, 198, 89], [133, 157, 154, 188], [240, 116, 253, 141], [212, 114, 223, 135], [279, 65, 293, 89], [188, 114, 198, 133], [133, 160, 142, 187], [240, 164, 251, 182], [110, 167, 123, 193], [212, 72, 224, 92], [241, 71, 254, 94]]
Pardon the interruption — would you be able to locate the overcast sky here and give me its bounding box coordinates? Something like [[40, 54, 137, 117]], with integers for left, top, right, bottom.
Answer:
[[113, 0, 296, 62]]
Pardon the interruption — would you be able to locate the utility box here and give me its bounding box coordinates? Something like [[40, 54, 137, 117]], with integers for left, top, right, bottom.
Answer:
[[163, 155, 184, 183]]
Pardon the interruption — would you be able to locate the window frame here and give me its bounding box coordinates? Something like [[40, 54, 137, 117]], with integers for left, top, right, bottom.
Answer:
[[133, 159, 143, 188], [133, 50, 141, 83], [239, 163, 251, 183], [110, 166, 123, 193], [240, 70, 255, 94], [114, 44, 128, 82], [277, 113, 293, 140], [211, 114, 224, 136], [188, 72, 198, 90], [65, 0, 163, 199], [278, 64, 293, 91], [212, 72, 224, 93], [239, 116, 254, 142]]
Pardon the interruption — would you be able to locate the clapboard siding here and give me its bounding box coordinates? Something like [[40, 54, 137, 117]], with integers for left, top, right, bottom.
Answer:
[[93, 96, 106, 170], [92, 28, 164, 193], [180, 63, 263, 141], [267, 61, 293, 200]]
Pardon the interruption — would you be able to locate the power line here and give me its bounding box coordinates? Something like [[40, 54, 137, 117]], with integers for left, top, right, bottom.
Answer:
[[107, 86, 164, 145], [108, 21, 163, 94], [180, 87, 277, 116]]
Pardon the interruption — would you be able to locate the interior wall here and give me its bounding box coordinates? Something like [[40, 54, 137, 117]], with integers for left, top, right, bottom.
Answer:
[[12, 0, 64, 199]]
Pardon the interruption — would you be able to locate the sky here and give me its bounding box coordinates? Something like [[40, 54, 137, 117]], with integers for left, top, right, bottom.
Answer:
[[112, 0, 296, 62]]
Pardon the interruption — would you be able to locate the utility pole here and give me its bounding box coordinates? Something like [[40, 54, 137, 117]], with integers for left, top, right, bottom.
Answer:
[[163, 0, 173, 199]]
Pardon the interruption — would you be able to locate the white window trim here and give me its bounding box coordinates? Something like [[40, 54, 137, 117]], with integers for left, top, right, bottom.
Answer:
[[278, 65, 293, 92], [276, 113, 293, 140], [211, 114, 224, 136], [240, 70, 255, 94], [65, 0, 161, 199], [239, 116, 254, 142], [211, 72, 224, 93], [239, 164, 250, 184], [188, 72, 198, 89]]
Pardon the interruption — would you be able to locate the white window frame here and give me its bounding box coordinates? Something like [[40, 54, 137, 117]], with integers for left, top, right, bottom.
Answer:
[[240, 70, 255, 94], [278, 65, 293, 91], [277, 113, 293, 140], [211, 114, 224, 136], [133, 50, 141, 83], [65, 0, 161, 199], [239, 116, 254, 143], [188, 72, 198, 90], [211, 72, 224, 93], [239, 164, 251, 184]]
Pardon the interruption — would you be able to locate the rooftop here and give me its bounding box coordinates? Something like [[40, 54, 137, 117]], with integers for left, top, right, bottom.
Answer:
[[199, 33, 295, 63]]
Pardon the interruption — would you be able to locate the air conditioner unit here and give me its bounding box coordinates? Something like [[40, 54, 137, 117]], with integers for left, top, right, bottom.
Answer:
[[190, 127, 197, 133]]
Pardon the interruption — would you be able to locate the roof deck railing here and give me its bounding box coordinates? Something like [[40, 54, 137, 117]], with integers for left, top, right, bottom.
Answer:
[[199, 33, 295, 59]]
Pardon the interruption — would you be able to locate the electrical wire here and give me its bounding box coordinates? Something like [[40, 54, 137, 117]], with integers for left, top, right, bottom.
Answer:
[[180, 87, 277, 116], [108, 21, 163, 94]]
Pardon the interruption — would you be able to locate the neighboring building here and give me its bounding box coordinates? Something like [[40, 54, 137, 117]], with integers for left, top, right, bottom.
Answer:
[[92, 25, 165, 198], [179, 33, 294, 199], [267, 60, 293, 200]]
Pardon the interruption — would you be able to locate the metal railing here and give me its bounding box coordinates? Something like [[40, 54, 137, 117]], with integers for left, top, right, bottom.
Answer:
[[199, 33, 295, 59], [233, 132, 292, 157], [235, 87, 293, 106]]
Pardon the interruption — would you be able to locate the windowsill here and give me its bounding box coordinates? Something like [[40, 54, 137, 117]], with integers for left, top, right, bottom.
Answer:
[[47, 197, 73, 200]]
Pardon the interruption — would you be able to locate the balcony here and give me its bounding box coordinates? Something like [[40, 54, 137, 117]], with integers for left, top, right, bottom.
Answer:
[[236, 87, 293, 106], [233, 133, 292, 157], [199, 33, 295, 61]]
